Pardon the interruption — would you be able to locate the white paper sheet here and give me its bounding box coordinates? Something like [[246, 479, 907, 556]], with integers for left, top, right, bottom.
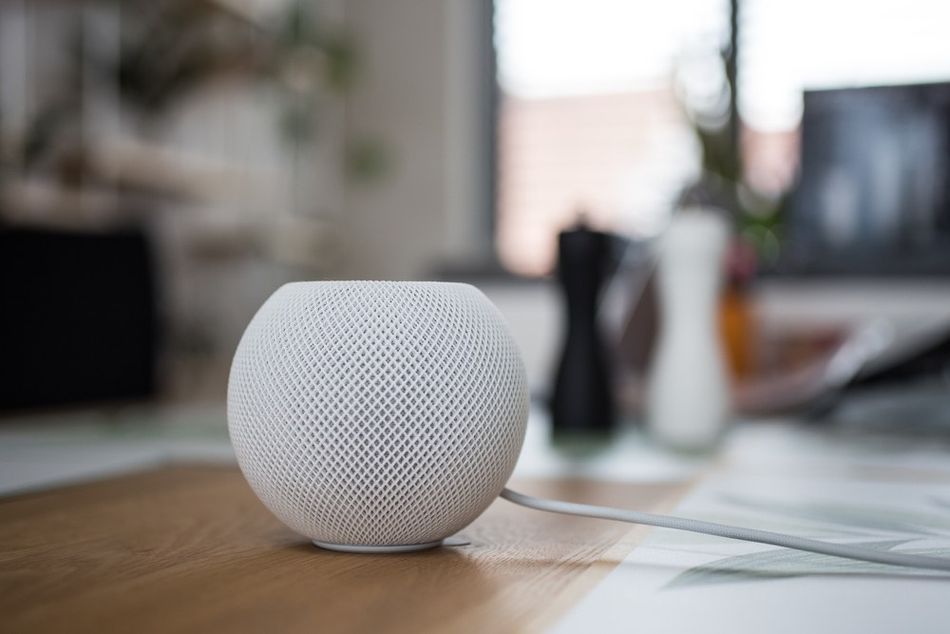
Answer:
[[553, 426, 950, 633]]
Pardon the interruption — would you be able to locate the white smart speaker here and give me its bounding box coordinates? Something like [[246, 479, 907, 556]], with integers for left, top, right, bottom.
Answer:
[[226, 280, 950, 572], [227, 281, 529, 552]]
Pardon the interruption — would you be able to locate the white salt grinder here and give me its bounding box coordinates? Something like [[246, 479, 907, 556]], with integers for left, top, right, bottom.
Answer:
[[647, 209, 731, 451]]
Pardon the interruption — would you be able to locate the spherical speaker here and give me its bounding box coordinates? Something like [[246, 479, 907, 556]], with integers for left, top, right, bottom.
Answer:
[[227, 281, 529, 552]]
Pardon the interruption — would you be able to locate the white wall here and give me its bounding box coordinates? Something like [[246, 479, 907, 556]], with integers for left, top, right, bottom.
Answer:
[[340, 0, 490, 279]]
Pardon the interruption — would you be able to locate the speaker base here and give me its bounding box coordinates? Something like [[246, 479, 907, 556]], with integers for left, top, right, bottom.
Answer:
[[312, 540, 443, 553]]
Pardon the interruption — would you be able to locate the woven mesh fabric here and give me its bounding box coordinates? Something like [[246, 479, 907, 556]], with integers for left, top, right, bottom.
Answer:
[[227, 281, 529, 546]]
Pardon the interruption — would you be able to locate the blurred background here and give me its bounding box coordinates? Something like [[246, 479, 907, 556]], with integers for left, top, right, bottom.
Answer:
[[3, 0, 950, 489]]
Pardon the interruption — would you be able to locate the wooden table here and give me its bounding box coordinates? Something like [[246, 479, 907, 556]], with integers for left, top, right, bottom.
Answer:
[[0, 466, 687, 633]]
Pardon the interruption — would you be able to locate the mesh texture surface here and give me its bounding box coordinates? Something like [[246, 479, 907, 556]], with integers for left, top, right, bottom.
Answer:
[[227, 281, 529, 546]]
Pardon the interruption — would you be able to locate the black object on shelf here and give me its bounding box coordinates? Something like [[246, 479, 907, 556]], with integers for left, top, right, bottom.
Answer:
[[0, 225, 160, 412], [550, 220, 616, 436]]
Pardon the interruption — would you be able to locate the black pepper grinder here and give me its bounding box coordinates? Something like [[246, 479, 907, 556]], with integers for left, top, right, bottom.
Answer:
[[550, 218, 616, 437]]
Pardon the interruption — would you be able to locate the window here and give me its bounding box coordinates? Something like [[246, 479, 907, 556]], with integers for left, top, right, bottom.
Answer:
[[494, 0, 950, 276], [494, 0, 728, 276]]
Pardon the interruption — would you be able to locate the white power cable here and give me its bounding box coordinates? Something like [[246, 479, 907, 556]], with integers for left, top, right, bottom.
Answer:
[[501, 488, 950, 573]]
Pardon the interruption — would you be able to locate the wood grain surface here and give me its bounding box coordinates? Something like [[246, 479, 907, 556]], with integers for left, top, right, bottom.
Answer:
[[0, 465, 688, 633]]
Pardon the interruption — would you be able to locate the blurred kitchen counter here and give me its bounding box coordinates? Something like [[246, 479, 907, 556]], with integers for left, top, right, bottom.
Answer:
[[4, 401, 950, 498]]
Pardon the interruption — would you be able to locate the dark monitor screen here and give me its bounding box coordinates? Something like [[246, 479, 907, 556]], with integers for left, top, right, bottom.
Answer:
[[782, 82, 950, 276]]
